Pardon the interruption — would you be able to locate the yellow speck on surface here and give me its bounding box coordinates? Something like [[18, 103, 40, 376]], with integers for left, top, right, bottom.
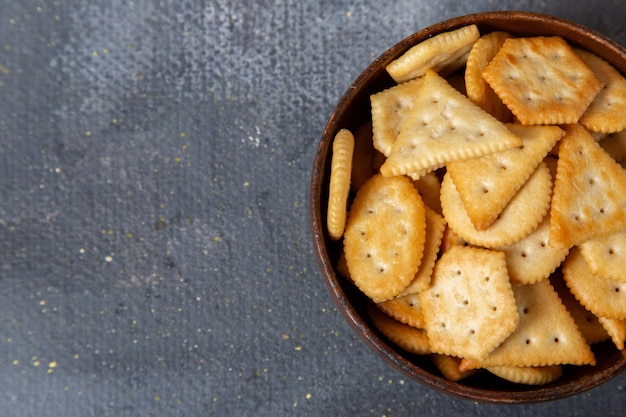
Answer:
[[213, 236, 221, 242], [12, 359, 19, 365], [85, 131, 92, 137], [182, 144, 188, 150], [54, 167, 61, 173], [33, 360, 40, 367], [49, 361, 57, 369], [104, 256, 113, 263], [174, 157, 182, 163], [126, 233, 133, 238], [92, 50, 99, 57], [0, 65, 10, 74], [305, 393, 311, 399], [243, 181, 250, 187], [73, 354, 79, 359], [180, 132, 186, 138], [40, 300, 46, 306], [103, 48, 109, 54], [294, 346, 302, 351], [154, 396, 161, 401], [282, 334, 290, 340]]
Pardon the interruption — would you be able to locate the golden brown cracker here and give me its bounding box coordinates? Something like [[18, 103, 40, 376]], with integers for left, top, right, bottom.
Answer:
[[598, 317, 626, 350], [580, 230, 626, 284], [377, 292, 425, 329], [482, 36, 603, 125], [420, 246, 519, 362], [430, 354, 478, 382], [368, 304, 431, 355], [343, 174, 426, 302], [486, 365, 563, 386], [327, 129, 355, 240], [386, 24, 480, 83], [411, 171, 442, 214], [380, 70, 522, 177], [549, 124, 626, 248], [599, 130, 626, 168]]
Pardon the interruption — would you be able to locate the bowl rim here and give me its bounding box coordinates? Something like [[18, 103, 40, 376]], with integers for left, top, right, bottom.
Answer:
[[310, 10, 626, 404]]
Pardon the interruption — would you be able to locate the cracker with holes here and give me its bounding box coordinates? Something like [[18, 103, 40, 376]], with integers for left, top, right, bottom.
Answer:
[[371, 78, 425, 156], [368, 304, 431, 355], [549, 124, 626, 248], [419, 246, 519, 362], [460, 279, 595, 371], [447, 124, 563, 230], [598, 317, 626, 350], [577, 49, 626, 133], [486, 365, 563, 386], [482, 36, 603, 125], [441, 161, 553, 248], [377, 293, 425, 329], [380, 70, 522, 178], [499, 214, 570, 285], [386, 24, 480, 83], [465, 31, 513, 122], [327, 129, 355, 240], [344, 174, 426, 302], [562, 248, 626, 320], [580, 230, 626, 283], [397, 207, 446, 297]]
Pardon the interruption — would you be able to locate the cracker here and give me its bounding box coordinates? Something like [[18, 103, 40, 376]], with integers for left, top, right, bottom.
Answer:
[[377, 292, 425, 329], [411, 171, 442, 214], [430, 354, 478, 382], [482, 36, 603, 125], [370, 77, 425, 156], [441, 161, 552, 248], [397, 207, 446, 297], [368, 304, 431, 355], [499, 214, 570, 285], [562, 247, 626, 320], [549, 124, 626, 248], [464, 31, 513, 122], [598, 317, 626, 350], [552, 270, 609, 345], [380, 70, 522, 177], [386, 24, 480, 83], [576, 48, 626, 133], [419, 246, 519, 362], [439, 225, 468, 252], [344, 174, 426, 302], [327, 129, 355, 240], [579, 230, 626, 283], [486, 365, 562, 386], [447, 124, 563, 230], [599, 130, 626, 168], [461, 279, 596, 370]]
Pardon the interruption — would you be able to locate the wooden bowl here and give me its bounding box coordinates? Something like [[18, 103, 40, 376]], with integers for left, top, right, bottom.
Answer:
[[310, 11, 626, 403]]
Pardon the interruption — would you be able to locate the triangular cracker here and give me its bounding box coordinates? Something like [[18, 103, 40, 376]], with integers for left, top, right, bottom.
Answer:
[[420, 246, 519, 362], [447, 124, 563, 230], [549, 124, 626, 247], [377, 292, 425, 329], [380, 70, 522, 177], [461, 279, 596, 370], [598, 317, 626, 350], [579, 229, 626, 283], [482, 36, 603, 125], [599, 130, 626, 168], [562, 248, 626, 320], [386, 24, 480, 83], [577, 48, 626, 133]]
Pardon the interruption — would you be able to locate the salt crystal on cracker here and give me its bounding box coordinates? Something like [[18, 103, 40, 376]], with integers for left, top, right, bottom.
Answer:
[[447, 124, 563, 230], [420, 246, 519, 362], [577, 48, 626, 133], [461, 279, 595, 370], [562, 247, 626, 320], [380, 70, 522, 178], [549, 124, 626, 248], [441, 161, 553, 248], [483, 36, 603, 125], [386, 24, 480, 83], [344, 174, 426, 302]]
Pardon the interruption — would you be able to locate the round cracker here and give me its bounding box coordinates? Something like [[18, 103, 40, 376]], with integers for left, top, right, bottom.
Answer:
[[344, 174, 426, 302], [486, 365, 562, 386], [368, 304, 430, 355], [327, 129, 355, 240]]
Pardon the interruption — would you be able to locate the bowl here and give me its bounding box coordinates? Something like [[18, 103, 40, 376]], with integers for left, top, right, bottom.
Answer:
[[310, 11, 626, 403]]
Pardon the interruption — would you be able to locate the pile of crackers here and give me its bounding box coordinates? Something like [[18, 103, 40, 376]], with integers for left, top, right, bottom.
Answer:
[[326, 24, 626, 385]]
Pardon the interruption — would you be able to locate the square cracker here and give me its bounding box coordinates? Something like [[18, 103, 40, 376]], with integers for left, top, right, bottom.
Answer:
[[380, 70, 522, 178], [482, 36, 603, 125], [420, 246, 519, 362], [386, 24, 479, 83], [576, 48, 626, 133], [447, 124, 563, 230], [461, 279, 595, 370], [549, 124, 626, 247]]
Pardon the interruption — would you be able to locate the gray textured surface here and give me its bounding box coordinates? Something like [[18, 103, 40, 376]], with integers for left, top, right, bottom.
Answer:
[[0, 1, 625, 416]]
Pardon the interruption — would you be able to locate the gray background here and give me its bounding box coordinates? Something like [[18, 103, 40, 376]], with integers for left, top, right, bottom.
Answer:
[[0, 0, 624, 416]]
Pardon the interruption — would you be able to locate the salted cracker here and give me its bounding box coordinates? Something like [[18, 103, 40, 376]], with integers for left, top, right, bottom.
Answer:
[[430, 354, 478, 382], [562, 248, 626, 320], [576, 48, 626, 133], [482, 36, 603, 125], [580, 230, 626, 283], [368, 304, 431, 355], [327, 129, 355, 240], [599, 130, 626, 168], [386, 24, 480, 83], [464, 31, 513, 122], [447, 124, 563, 230], [461, 279, 596, 370], [549, 124, 626, 248], [419, 246, 519, 362], [486, 365, 563, 386], [377, 292, 425, 329], [344, 174, 426, 302], [598, 317, 626, 350], [441, 161, 553, 248], [380, 70, 522, 178]]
